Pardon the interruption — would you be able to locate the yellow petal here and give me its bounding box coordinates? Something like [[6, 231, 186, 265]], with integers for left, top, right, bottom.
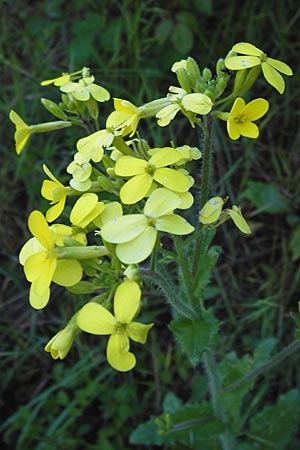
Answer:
[[242, 98, 269, 121], [42, 164, 62, 185], [77, 302, 116, 334], [230, 97, 245, 118], [29, 283, 50, 309], [114, 280, 141, 323], [266, 58, 293, 76], [127, 322, 154, 344], [52, 259, 82, 286], [89, 84, 110, 102], [262, 62, 285, 94], [46, 199, 66, 222], [228, 206, 251, 234], [155, 214, 194, 235], [182, 93, 212, 115], [120, 173, 153, 204], [33, 257, 56, 295], [237, 121, 259, 139], [144, 188, 181, 218], [116, 226, 157, 264], [107, 333, 136, 372], [70, 193, 104, 228], [232, 42, 263, 56], [15, 128, 31, 155], [76, 130, 105, 162], [19, 238, 44, 265], [153, 168, 191, 192], [225, 55, 260, 70], [227, 119, 240, 140], [199, 197, 224, 224], [101, 215, 148, 243], [9, 110, 28, 127], [28, 210, 54, 249], [115, 156, 147, 176], [149, 148, 182, 168], [24, 252, 48, 282], [156, 104, 180, 126]]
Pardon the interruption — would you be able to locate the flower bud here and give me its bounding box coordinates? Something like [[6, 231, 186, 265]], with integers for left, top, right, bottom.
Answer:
[[44, 324, 77, 360], [202, 67, 212, 81], [41, 98, 68, 120]]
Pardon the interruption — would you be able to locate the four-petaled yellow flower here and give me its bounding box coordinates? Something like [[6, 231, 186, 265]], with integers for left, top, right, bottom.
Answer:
[[41, 164, 68, 222], [227, 97, 269, 140], [101, 188, 194, 264], [110, 98, 141, 137], [225, 42, 293, 94], [77, 280, 154, 371], [19, 211, 83, 309], [9, 110, 71, 155], [60, 75, 110, 102], [115, 147, 193, 204], [156, 86, 213, 127]]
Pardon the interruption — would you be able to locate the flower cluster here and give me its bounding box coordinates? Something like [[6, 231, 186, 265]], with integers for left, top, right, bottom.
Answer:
[[12, 43, 292, 371]]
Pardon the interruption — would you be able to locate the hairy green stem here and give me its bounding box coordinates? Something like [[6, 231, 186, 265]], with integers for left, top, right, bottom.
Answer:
[[225, 339, 300, 392], [203, 351, 235, 449], [139, 268, 196, 319]]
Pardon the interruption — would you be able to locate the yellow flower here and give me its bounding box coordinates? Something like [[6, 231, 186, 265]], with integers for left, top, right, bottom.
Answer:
[[227, 98, 269, 140], [44, 323, 77, 360], [111, 98, 141, 137], [101, 188, 194, 264], [77, 280, 153, 371], [70, 193, 105, 229], [115, 148, 193, 204], [225, 42, 293, 94], [9, 110, 71, 155], [41, 164, 68, 222], [156, 86, 213, 127], [60, 75, 110, 102], [199, 197, 224, 224], [67, 153, 92, 191], [199, 197, 251, 234], [41, 73, 71, 87], [19, 211, 82, 309]]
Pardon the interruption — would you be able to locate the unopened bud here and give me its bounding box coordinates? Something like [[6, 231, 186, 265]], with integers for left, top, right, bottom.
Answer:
[[202, 68, 212, 81], [41, 98, 68, 120]]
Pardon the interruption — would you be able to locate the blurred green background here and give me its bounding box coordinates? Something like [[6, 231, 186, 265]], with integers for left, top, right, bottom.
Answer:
[[1, 0, 299, 448]]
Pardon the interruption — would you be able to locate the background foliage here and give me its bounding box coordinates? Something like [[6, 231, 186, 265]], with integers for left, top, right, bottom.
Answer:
[[1, 0, 299, 448]]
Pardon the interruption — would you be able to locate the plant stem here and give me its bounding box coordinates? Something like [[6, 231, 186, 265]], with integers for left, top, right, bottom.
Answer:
[[139, 268, 196, 319], [203, 351, 235, 449], [225, 339, 300, 392], [192, 115, 214, 277]]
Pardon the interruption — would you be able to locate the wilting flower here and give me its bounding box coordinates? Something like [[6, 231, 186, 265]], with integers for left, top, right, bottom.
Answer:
[[77, 280, 154, 371], [225, 42, 293, 94]]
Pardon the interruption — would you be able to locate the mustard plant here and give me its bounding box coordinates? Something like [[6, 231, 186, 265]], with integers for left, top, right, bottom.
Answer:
[[12, 44, 297, 448]]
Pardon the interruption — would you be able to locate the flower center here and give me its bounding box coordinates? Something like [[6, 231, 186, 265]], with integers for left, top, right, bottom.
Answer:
[[145, 163, 156, 175], [115, 322, 127, 334], [260, 53, 268, 62], [234, 114, 247, 124]]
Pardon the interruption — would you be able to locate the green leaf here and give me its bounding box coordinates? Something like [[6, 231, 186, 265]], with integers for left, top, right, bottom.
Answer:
[[165, 402, 224, 448], [241, 181, 289, 213], [163, 392, 183, 414], [155, 19, 172, 44], [169, 309, 218, 366], [193, 0, 213, 15], [129, 417, 164, 446], [249, 389, 300, 448], [171, 23, 193, 54], [219, 352, 254, 431]]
